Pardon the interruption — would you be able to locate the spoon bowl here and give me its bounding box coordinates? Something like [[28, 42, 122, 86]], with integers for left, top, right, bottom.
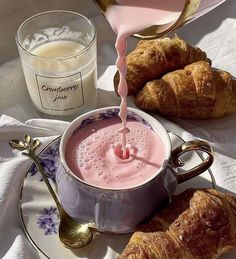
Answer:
[[9, 135, 95, 249], [59, 209, 94, 249]]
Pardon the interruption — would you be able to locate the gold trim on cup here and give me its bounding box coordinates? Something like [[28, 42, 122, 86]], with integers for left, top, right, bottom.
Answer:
[[59, 106, 172, 192]]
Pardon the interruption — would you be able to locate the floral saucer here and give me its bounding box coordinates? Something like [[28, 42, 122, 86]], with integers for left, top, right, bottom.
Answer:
[[20, 133, 216, 259]]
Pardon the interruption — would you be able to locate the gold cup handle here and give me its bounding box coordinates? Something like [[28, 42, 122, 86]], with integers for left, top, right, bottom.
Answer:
[[171, 140, 214, 184]]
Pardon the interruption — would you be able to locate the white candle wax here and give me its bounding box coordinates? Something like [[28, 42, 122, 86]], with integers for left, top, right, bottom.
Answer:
[[21, 40, 97, 117]]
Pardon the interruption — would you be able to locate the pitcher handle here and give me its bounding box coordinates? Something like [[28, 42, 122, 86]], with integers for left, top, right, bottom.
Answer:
[[171, 140, 214, 184]]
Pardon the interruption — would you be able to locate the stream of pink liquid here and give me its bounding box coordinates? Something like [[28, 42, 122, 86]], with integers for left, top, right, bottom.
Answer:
[[106, 0, 185, 158], [106, 0, 225, 157]]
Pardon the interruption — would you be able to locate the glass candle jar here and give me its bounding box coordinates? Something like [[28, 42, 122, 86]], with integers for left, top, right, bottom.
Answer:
[[16, 10, 97, 119]]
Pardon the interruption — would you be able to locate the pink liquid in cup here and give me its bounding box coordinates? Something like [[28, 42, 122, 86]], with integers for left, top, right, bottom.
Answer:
[[65, 118, 166, 189]]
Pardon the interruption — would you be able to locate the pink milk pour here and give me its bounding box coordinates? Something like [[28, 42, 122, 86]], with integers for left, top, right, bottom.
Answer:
[[105, 0, 185, 157], [65, 118, 166, 189]]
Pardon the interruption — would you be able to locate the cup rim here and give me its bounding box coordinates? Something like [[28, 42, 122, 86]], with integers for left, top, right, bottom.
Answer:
[[59, 106, 172, 191], [15, 10, 96, 61]]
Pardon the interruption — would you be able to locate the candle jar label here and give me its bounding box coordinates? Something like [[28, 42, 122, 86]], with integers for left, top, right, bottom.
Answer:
[[35, 71, 84, 111]]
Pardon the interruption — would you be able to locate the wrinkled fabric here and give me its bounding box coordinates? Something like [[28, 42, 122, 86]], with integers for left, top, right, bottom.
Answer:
[[1, 0, 236, 258]]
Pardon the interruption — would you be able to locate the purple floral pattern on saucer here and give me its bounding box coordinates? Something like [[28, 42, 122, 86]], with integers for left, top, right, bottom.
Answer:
[[37, 207, 59, 235], [28, 139, 60, 183], [27, 139, 60, 235]]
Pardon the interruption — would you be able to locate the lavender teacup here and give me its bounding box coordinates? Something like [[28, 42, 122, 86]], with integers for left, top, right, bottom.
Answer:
[[57, 106, 214, 233]]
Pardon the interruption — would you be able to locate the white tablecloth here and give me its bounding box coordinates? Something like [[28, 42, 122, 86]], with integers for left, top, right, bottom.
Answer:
[[0, 0, 236, 258]]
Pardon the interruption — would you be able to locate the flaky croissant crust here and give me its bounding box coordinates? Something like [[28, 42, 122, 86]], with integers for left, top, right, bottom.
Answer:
[[135, 61, 236, 119], [120, 188, 236, 259], [114, 36, 210, 96]]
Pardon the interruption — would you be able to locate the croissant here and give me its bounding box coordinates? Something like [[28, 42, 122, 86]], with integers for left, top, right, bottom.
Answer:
[[113, 36, 210, 96], [135, 61, 236, 119], [120, 188, 236, 259]]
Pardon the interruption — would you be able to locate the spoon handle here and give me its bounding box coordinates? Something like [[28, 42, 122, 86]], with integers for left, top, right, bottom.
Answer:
[[29, 151, 62, 209], [9, 135, 62, 212]]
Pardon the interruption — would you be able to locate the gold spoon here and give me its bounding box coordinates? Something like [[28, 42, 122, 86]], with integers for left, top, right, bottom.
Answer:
[[10, 134, 95, 249]]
